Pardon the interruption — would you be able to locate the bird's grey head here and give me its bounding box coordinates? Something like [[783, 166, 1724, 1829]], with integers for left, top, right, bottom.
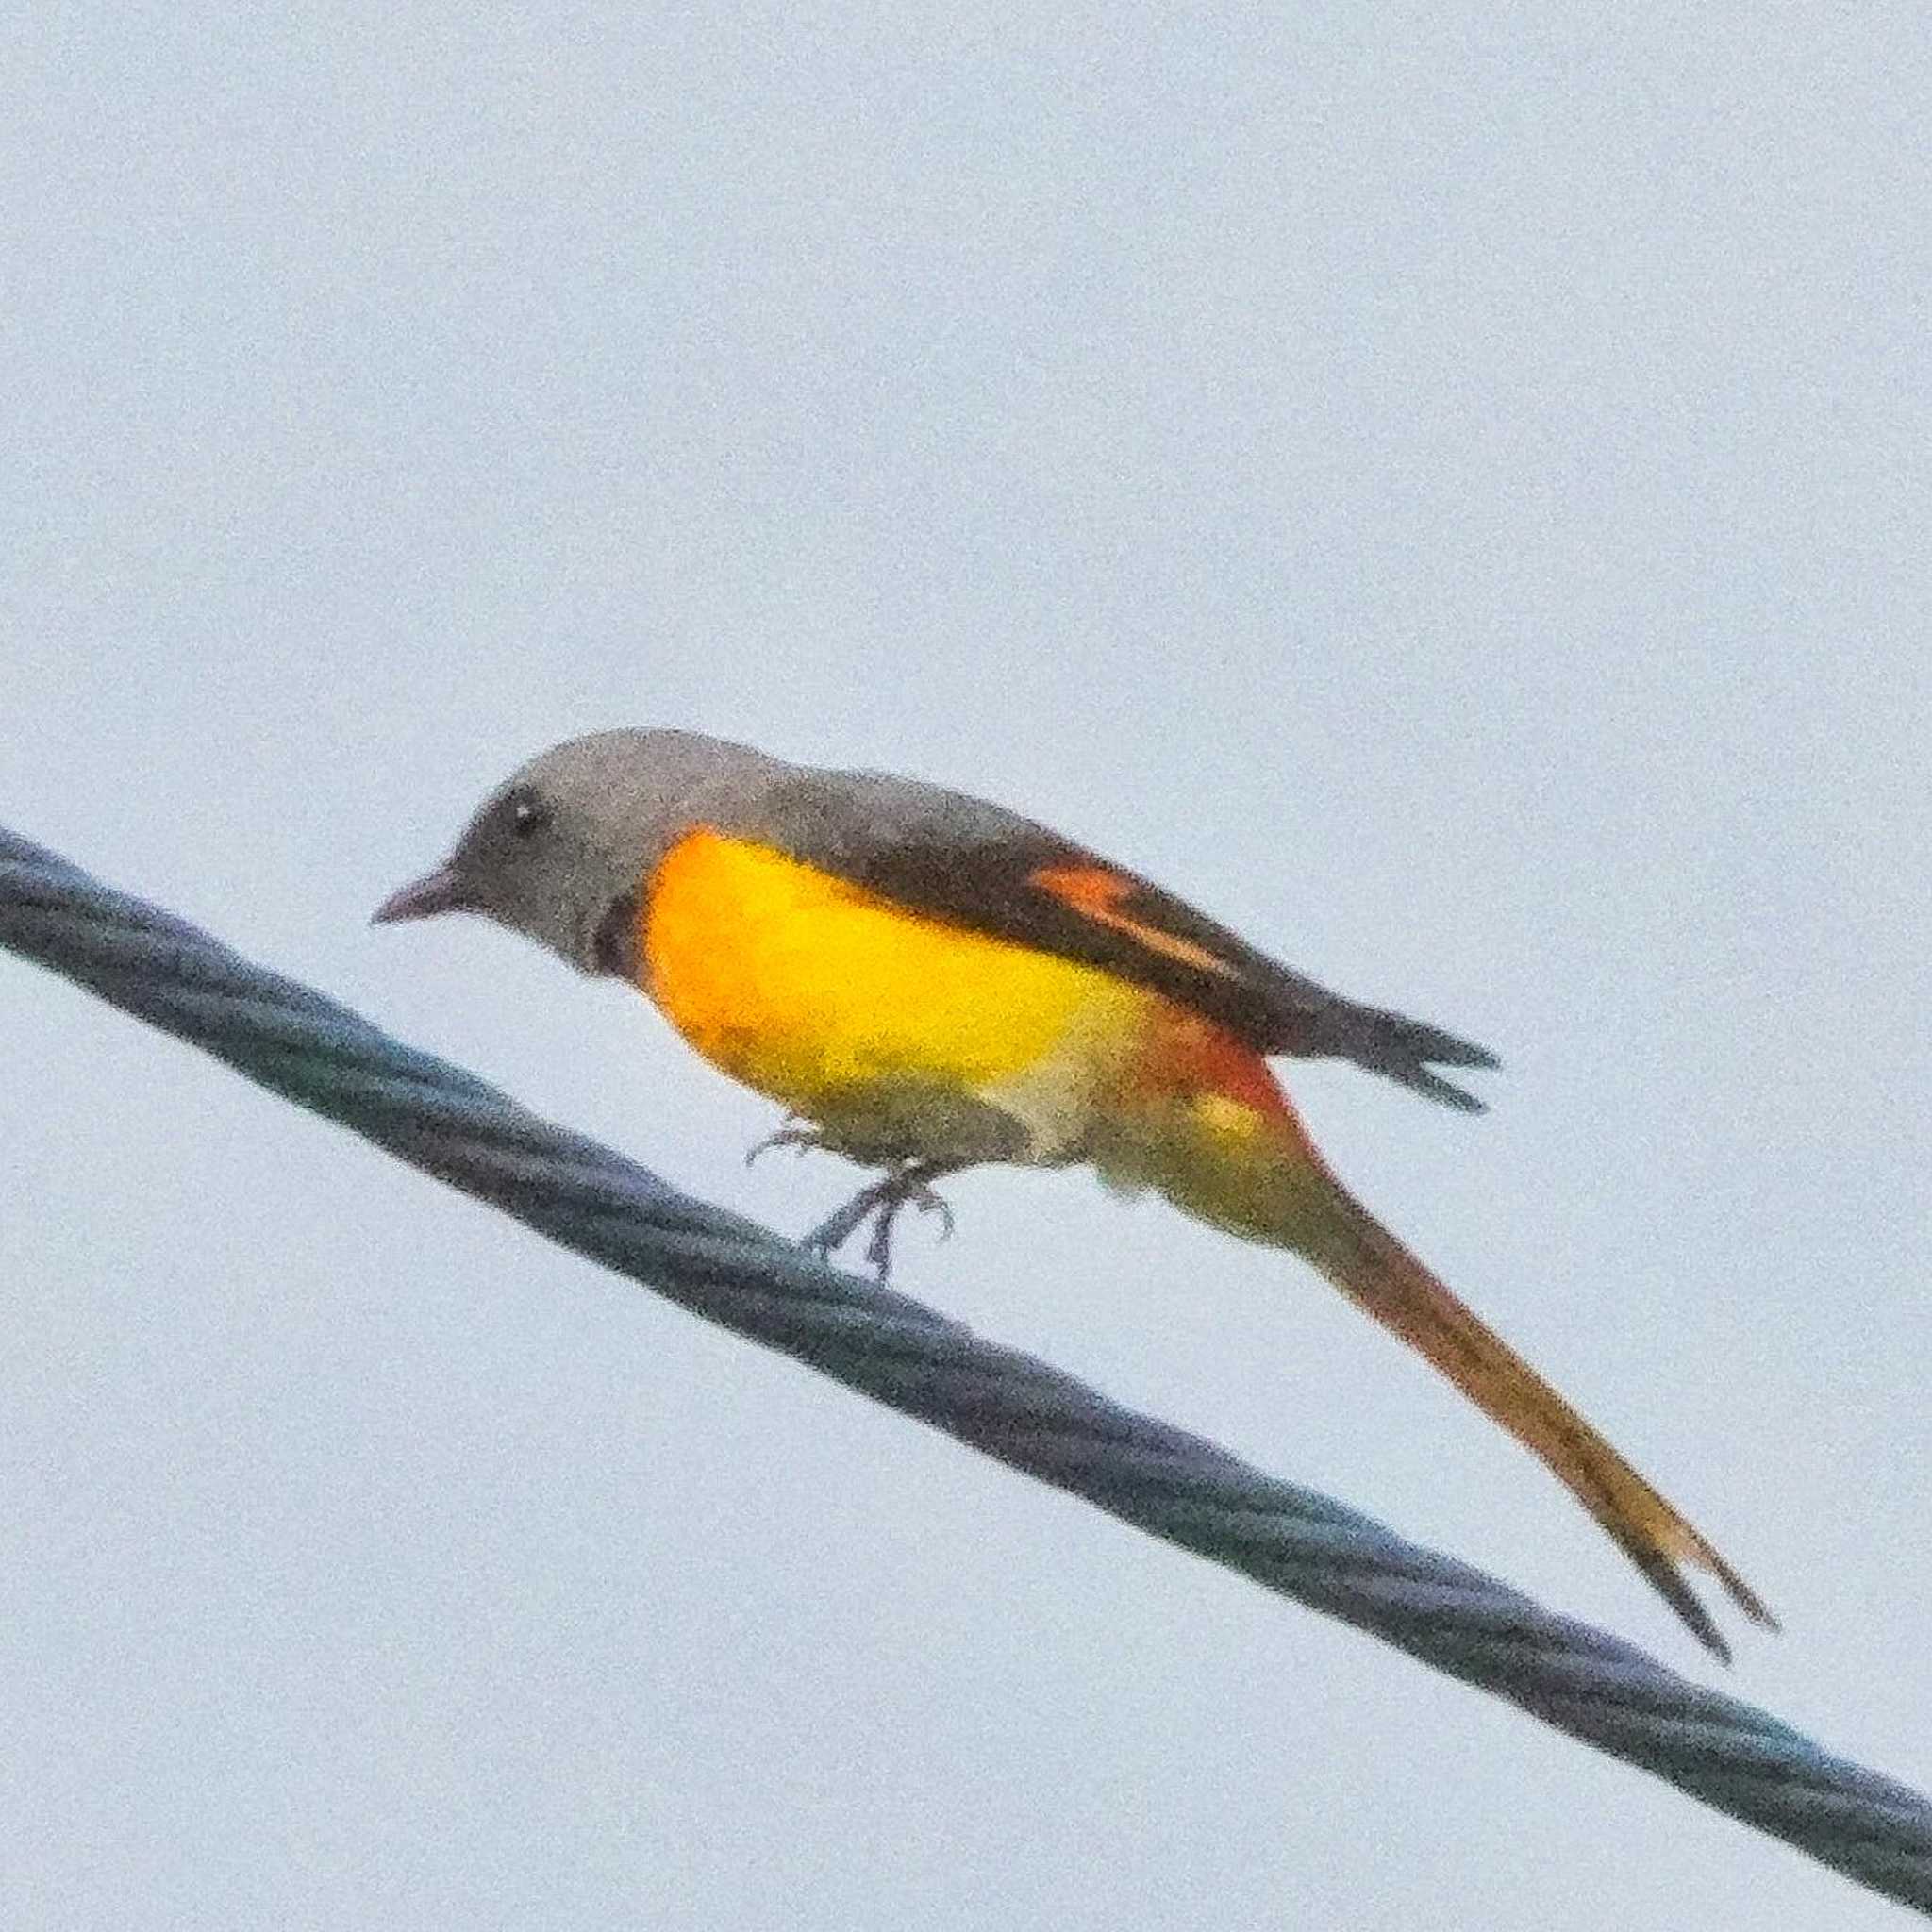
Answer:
[[373, 728, 789, 972]]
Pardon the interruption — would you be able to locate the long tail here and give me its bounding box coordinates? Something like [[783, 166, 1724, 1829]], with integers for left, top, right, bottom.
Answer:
[[1110, 1025, 1774, 1658], [1293, 1176, 1774, 1658]]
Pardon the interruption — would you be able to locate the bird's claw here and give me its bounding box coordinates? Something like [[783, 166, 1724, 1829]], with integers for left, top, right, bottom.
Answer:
[[741, 1124, 958, 1279], [862, 1174, 955, 1276], [744, 1117, 819, 1167], [801, 1161, 957, 1280]]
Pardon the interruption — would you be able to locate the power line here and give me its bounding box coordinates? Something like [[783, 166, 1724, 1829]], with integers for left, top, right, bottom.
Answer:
[[4, 826, 1926, 1914]]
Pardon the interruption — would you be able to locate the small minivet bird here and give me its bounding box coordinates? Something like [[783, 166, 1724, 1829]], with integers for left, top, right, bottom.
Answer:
[[375, 727, 1772, 1658]]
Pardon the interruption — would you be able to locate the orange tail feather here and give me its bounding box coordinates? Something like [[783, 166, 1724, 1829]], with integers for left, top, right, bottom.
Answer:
[[1109, 1022, 1773, 1657], [1292, 1176, 1774, 1658]]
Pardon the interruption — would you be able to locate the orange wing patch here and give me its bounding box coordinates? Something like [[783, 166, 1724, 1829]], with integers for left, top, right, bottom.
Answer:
[[1028, 864, 1245, 983]]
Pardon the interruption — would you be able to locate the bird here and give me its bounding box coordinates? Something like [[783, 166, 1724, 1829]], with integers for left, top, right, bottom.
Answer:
[[374, 726, 1773, 1658]]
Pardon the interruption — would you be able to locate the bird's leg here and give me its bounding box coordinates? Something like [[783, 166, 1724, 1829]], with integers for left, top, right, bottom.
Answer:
[[801, 1158, 958, 1279], [741, 1122, 960, 1277]]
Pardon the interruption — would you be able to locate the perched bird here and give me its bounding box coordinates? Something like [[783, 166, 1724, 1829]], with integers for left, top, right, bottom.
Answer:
[[375, 727, 1772, 1658]]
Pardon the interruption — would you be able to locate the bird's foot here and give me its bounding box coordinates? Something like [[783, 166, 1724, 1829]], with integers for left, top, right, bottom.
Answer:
[[741, 1123, 959, 1277], [743, 1116, 824, 1166], [801, 1159, 958, 1279]]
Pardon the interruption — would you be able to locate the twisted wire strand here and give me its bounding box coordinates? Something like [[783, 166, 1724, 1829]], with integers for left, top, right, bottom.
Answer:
[[3, 827, 1926, 1914]]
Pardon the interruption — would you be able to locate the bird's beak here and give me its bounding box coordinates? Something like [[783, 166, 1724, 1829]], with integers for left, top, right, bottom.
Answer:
[[371, 865, 470, 925]]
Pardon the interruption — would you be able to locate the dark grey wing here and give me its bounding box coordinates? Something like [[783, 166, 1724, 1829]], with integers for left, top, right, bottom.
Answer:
[[749, 769, 1498, 1111]]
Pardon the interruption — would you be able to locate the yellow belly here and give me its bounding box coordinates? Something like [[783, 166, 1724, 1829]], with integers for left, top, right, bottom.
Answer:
[[637, 829, 1150, 1159]]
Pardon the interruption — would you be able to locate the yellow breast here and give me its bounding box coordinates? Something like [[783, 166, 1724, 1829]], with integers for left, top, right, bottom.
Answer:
[[637, 829, 1150, 1156]]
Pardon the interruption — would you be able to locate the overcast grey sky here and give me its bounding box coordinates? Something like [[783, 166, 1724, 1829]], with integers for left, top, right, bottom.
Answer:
[[5, 7, 1927, 1926]]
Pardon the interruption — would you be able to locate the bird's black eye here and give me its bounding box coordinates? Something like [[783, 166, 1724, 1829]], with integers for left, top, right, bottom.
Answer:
[[508, 793, 550, 839]]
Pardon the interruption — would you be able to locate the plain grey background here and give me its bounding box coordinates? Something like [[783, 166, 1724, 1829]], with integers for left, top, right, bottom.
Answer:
[[5, 7, 1925, 1927]]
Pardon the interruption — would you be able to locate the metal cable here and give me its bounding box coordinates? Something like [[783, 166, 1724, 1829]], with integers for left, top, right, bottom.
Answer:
[[4, 827, 1925, 1914]]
